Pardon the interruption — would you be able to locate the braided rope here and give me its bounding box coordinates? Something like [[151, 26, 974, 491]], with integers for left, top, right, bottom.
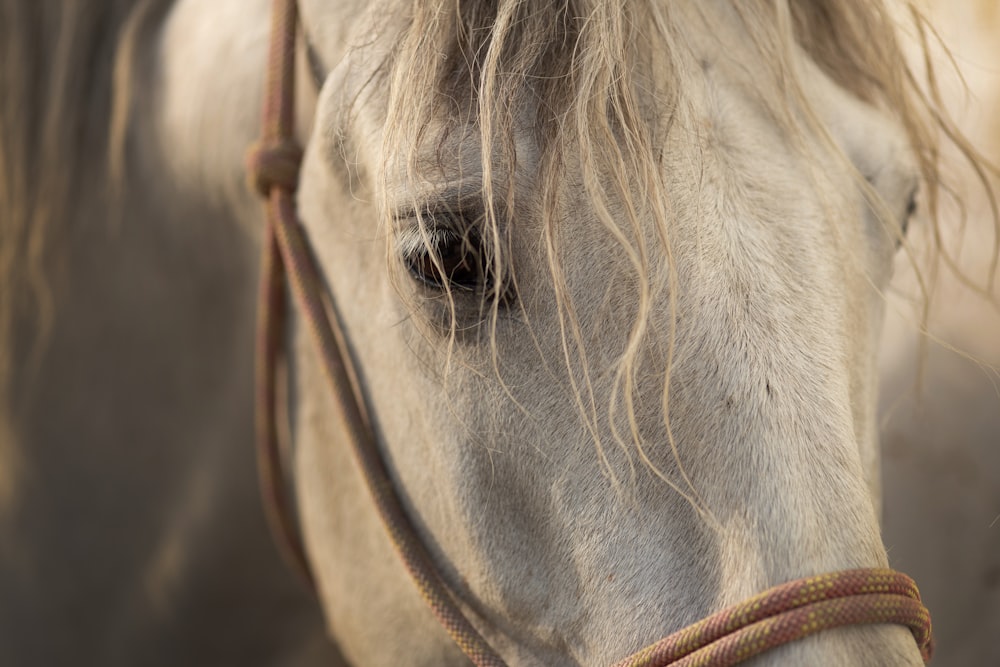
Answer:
[[246, 1, 934, 666], [248, 1, 505, 664], [250, 0, 313, 591], [613, 569, 933, 667]]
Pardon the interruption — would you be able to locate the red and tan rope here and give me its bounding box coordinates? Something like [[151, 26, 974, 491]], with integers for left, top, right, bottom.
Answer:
[[247, 1, 505, 664], [249, 0, 311, 590], [246, 1, 934, 665], [613, 568, 933, 667]]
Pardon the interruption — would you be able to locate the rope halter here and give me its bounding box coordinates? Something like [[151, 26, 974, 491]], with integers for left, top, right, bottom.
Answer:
[[247, 1, 935, 665]]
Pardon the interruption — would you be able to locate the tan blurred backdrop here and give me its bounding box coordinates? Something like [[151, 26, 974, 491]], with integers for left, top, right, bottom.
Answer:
[[880, 2, 1000, 664]]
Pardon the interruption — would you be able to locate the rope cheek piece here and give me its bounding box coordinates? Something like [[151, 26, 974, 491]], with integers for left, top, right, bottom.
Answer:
[[246, 1, 935, 665]]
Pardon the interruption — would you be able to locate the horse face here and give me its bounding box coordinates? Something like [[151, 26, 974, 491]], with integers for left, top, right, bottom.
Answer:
[[293, 1, 922, 664]]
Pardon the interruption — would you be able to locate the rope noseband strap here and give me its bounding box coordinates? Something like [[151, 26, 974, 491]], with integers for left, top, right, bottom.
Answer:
[[613, 569, 932, 667], [247, 1, 934, 665]]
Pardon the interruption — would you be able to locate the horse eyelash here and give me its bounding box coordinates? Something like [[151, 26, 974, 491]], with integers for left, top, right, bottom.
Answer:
[[396, 211, 491, 289]]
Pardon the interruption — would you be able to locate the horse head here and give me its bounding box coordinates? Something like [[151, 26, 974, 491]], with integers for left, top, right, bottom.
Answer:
[[279, 1, 928, 664]]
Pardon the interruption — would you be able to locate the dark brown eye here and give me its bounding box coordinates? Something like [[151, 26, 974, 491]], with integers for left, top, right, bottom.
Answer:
[[404, 227, 489, 292]]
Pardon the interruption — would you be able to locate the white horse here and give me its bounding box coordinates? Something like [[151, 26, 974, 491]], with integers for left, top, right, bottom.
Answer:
[[0, 0, 992, 665]]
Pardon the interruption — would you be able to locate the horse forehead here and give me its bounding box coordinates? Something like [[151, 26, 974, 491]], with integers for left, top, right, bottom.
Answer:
[[307, 0, 911, 245], [676, 0, 916, 173], [305, 2, 850, 149]]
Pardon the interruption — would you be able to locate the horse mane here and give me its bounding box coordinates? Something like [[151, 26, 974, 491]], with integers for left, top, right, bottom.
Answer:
[[0, 0, 170, 400], [380, 0, 997, 286], [377, 0, 998, 486]]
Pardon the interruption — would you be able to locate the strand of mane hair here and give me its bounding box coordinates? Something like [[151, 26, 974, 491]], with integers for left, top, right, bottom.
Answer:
[[0, 0, 173, 406]]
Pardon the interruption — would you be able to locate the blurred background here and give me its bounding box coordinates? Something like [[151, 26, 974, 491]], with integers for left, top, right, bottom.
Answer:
[[880, 1, 1000, 664]]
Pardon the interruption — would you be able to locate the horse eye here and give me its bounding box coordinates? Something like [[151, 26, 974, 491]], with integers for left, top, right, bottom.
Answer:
[[404, 228, 488, 292]]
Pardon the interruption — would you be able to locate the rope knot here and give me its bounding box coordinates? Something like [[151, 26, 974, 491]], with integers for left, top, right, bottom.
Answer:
[[246, 139, 304, 197]]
